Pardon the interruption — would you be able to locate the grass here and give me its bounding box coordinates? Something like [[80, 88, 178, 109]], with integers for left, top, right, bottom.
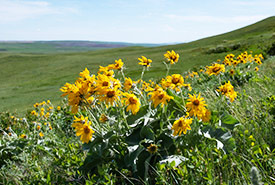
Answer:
[[0, 16, 275, 114]]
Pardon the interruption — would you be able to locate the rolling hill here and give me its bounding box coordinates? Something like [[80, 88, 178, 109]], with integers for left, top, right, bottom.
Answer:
[[0, 16, 274, 113], [0, 41, 162, 54]]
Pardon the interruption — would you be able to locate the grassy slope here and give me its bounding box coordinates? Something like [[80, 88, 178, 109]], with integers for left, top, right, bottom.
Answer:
[[0, 16, 274, 113]]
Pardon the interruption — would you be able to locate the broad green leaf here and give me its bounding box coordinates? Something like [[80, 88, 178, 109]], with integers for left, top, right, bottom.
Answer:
[[221, 114, 240, 130], [126, 105, 149, 126], [140, 126, 154, 140]]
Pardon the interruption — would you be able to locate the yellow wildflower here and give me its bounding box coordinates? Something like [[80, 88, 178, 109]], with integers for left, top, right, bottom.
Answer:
[[206, 63, 225, 76], [164, 50, 179, 64], [123, 77, 133, 91], [172, 116, 193, 136], [147, 144, 158, 154], [99, 88, 121, 106], [148, 86, 173, 108], [186, 93, 207, 119], [99, 114, 108, 123], [122, 93, 141, 115], [138, 56, 152, 67], [39, 132, 44, 137], [217, 81, 237, 102], [72, 120, 94, 144], [20, 134, 27, 139], [108, 59, 124, 70], [202, 109, 211, 122]]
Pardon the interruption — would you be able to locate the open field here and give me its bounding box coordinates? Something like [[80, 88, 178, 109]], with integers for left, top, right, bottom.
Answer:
[[0, 16, 275, 114]]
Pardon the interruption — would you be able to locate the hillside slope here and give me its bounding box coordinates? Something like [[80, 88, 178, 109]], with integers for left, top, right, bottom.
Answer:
[[0, 16, 274, 113]]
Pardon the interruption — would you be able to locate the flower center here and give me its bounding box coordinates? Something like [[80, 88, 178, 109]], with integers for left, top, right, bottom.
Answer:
[[129, 97, 137, 104], [172, 78, 180, 84], [212, 67, 220, 73], [102, 81, 109, 86], [193, 99, 200, 106], [158, 94, 164, 100], [84, 126, 90, 134], [178, 120, 183, 127], [107, 91, 115, 98]]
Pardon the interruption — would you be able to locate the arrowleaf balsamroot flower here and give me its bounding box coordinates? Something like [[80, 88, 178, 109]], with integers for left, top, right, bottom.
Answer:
[[161, 74, 190, 92], [172, 116, 193, 136], [72, 116, 94, 144], [164, 50, 179, 64], [148, 86, 173, 108], [123, 77, 133, 91], [108, 59, 124, 70], [99, 88, 121, 106], [122, 93, 140, 115], [138, 56, 152, 67], [205, 63, 225, 76], [186, 93, 207, 119], [147, 144, 158, 154], [217, 81, 237, 102]]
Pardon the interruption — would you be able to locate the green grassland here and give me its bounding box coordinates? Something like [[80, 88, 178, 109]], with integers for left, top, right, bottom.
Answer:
[[0, 16, 275, 114]]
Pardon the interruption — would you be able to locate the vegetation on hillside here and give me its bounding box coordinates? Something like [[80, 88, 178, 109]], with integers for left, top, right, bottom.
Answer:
[[1, 49, 274, 184], [0, 17, 275, 113]]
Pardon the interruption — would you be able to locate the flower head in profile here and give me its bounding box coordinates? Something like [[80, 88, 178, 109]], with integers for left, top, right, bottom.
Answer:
[[217, 81, 237, 102], [72, 117, 94, 144], [99, 114, 108, 123], [172, 115, 193, 136], [138, 56, 152, 67], [147, 144, 158, 154], [108, 59, 124, 70], [164, 50, 179, 64], [148, 86, 173, 108], [20, 134, 27, 139], [161, 74, 187, 92], [202, 109, 211, 122], [205, 63, 225, 76], [186, 93, 207, 119], [122, 93, 140, 115], [123, 77, 133, 91]]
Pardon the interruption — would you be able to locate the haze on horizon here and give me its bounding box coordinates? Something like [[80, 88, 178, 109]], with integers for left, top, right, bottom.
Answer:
[[0, 0, 274, 44]]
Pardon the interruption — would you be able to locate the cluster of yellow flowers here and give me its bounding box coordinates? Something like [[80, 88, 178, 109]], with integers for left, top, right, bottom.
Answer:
[[161, 74, 191, 92], [223, 52, 263, 67], [205, 63, 225, 76], [61, 51, 186, 143], [217, 81, 237, 102], [62, 50, 263, 144], [31, 100, 55, 119]]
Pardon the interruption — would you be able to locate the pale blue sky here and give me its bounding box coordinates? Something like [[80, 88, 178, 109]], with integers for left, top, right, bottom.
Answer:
[[0, 0, 274, 43]]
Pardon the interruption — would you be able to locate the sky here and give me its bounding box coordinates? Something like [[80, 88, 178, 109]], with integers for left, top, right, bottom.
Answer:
[[0, 0, 274, 43]]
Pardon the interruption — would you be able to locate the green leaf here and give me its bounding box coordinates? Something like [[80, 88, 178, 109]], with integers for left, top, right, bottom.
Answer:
[[136, 150, 152, 180], [140, 126, 154, 140], [201, 125, 236, 154], [125, 145, 144, 171], [125, 127, 142, 146], [126, 105, 149, 126], [221, 114, 240, 130]]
